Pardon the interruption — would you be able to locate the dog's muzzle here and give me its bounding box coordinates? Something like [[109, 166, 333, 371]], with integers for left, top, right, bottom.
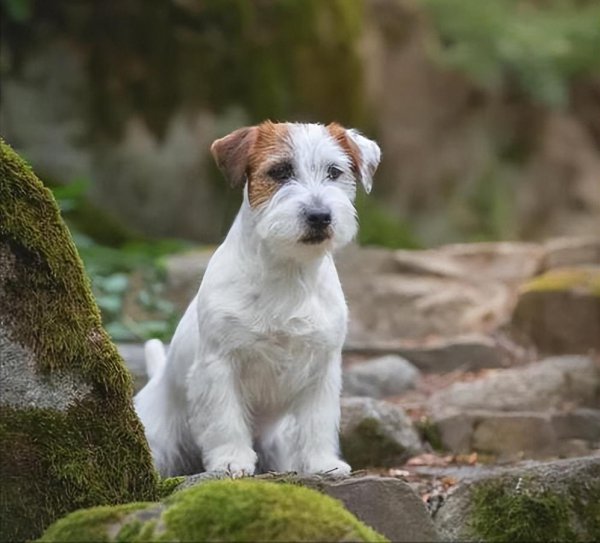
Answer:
[[301, 207, 332, 244]]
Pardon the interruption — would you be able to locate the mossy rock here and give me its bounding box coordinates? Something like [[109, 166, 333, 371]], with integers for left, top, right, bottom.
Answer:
[[511, 267, 600, 354], [0, 139, 159, 542], [435, 456, 600, 542], [40, 479, 388, 542], [340, 398, 423, 468]]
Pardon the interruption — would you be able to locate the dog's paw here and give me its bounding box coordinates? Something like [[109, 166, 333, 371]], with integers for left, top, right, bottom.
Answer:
[[204, 447, 257, 478], [304, 457, 351, 477]]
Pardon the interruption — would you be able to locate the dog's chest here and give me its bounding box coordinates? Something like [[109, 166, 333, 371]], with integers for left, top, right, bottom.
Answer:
[[235, 297, 344, 410]]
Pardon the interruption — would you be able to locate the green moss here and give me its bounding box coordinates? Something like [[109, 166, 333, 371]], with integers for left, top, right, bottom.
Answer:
[[468, 478, 577, 542], [0, 139, 159, 542], [41, 480, 388, 542], [415, 417, 444, 452], [156, 476, 185, 499], [522, 268, 600, 296], [340, 418, 407, 469], [39, 503, 151, 543], [570, 478, 600, 539]]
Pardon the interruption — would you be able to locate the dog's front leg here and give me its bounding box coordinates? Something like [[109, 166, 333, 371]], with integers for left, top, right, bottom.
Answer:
[[289, 356, 351, 476], [187, 357, 257, 477]]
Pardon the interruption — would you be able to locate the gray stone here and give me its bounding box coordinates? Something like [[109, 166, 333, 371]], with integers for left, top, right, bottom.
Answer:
[[435, 408, 600, 458], [317, 476, 438, 542], [396, 334, 522, 372], [434, 456, 600, 542], [552, 408, 600, 441], [434, 413, 478, 454], [0, 329, 92, 411], [471, 412, 557, 458], [430, 356, 600, 415], [340, 397, 423, 468], [342, 355, 419, 398]]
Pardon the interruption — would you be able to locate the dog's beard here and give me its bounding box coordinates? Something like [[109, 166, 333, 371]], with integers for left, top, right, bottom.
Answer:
[[255, 188, 357, 260]]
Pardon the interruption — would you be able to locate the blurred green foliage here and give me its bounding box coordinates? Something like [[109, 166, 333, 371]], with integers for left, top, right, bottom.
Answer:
[[423, 0, 600, 106], [1, 0, 32, 22], [355, 193, 422, 249], [52, 181, 188, 342]]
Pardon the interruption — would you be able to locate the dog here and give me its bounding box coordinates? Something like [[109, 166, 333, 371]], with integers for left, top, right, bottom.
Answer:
[[134, 121, 380, 477]]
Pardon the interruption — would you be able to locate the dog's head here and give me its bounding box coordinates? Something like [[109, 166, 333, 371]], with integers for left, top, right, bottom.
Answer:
[[210, 121, 380, 259]]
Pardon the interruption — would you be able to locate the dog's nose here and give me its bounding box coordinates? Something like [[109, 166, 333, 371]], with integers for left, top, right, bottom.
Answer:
[[306, 210, 332, 228]]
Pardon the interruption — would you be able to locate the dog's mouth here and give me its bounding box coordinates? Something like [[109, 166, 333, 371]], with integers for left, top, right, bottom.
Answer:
[[300, 228, 332, 245]]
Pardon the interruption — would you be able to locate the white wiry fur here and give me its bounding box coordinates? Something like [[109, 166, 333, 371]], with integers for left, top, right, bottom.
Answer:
[[134, 122, 380, 477]]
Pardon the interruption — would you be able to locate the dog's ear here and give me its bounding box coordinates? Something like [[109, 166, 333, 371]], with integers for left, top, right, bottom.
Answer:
[[210, 126, 258, 188], [346, 129, 381, 194]]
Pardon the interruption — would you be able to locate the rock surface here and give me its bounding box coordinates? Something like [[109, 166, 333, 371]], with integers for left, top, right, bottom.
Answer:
[[430, 356, 600, 415], [426, 356, 600, 458], [340, 397, 423, 468], [543, 237, 600, 270], [511, 267, 600, 354], [343, 355, 420, 398], [434, 456, 600, 542], [41, 479, 386, 542], [0, 140, 158, 542]]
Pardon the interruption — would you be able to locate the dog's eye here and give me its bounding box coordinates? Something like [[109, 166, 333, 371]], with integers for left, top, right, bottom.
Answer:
[[267, 162, 294, 183], [327, 165, 343, 180]]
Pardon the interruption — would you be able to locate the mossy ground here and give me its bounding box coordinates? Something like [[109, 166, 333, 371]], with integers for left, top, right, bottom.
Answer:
[[0, 139, 158, 542], [41, 479, 388, 542], [468, 475, 600, 542]]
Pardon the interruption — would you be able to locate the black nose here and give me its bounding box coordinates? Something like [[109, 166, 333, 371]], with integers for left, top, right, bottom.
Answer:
[[306, 210, 332, 228]]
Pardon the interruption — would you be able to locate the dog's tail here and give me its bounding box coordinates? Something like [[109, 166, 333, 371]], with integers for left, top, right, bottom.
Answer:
[[144, 339, 167, 380]]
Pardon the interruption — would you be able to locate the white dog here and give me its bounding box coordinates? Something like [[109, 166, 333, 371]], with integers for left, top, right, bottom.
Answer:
[[134, 121, 380, 477]]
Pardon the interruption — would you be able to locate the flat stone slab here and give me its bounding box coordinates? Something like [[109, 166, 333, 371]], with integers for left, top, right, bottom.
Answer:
[[434, 408, 600, 459]]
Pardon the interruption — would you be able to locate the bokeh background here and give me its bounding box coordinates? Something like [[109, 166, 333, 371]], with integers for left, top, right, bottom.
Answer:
[[2, 0, 599, 341]]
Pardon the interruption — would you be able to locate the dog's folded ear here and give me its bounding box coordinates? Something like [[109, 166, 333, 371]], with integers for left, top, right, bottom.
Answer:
[[346, 129, 381, 194], [210, 126, 258, 188]]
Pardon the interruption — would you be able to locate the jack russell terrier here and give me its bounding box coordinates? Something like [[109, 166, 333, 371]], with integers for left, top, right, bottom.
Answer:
[[134, 121, 381, 477]]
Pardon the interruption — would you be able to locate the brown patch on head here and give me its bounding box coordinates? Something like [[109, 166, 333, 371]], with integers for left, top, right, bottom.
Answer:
[[327, 122, 362, 179], [246, 121, 292, 208]]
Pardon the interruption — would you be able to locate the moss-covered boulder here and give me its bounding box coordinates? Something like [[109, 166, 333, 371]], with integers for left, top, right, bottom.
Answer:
[[40, 479, 387, 542], [340, 397, 423, 468], [511, 267, 600, 354], [434, 456, 600, 542], [0, 139, 158, 542]]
